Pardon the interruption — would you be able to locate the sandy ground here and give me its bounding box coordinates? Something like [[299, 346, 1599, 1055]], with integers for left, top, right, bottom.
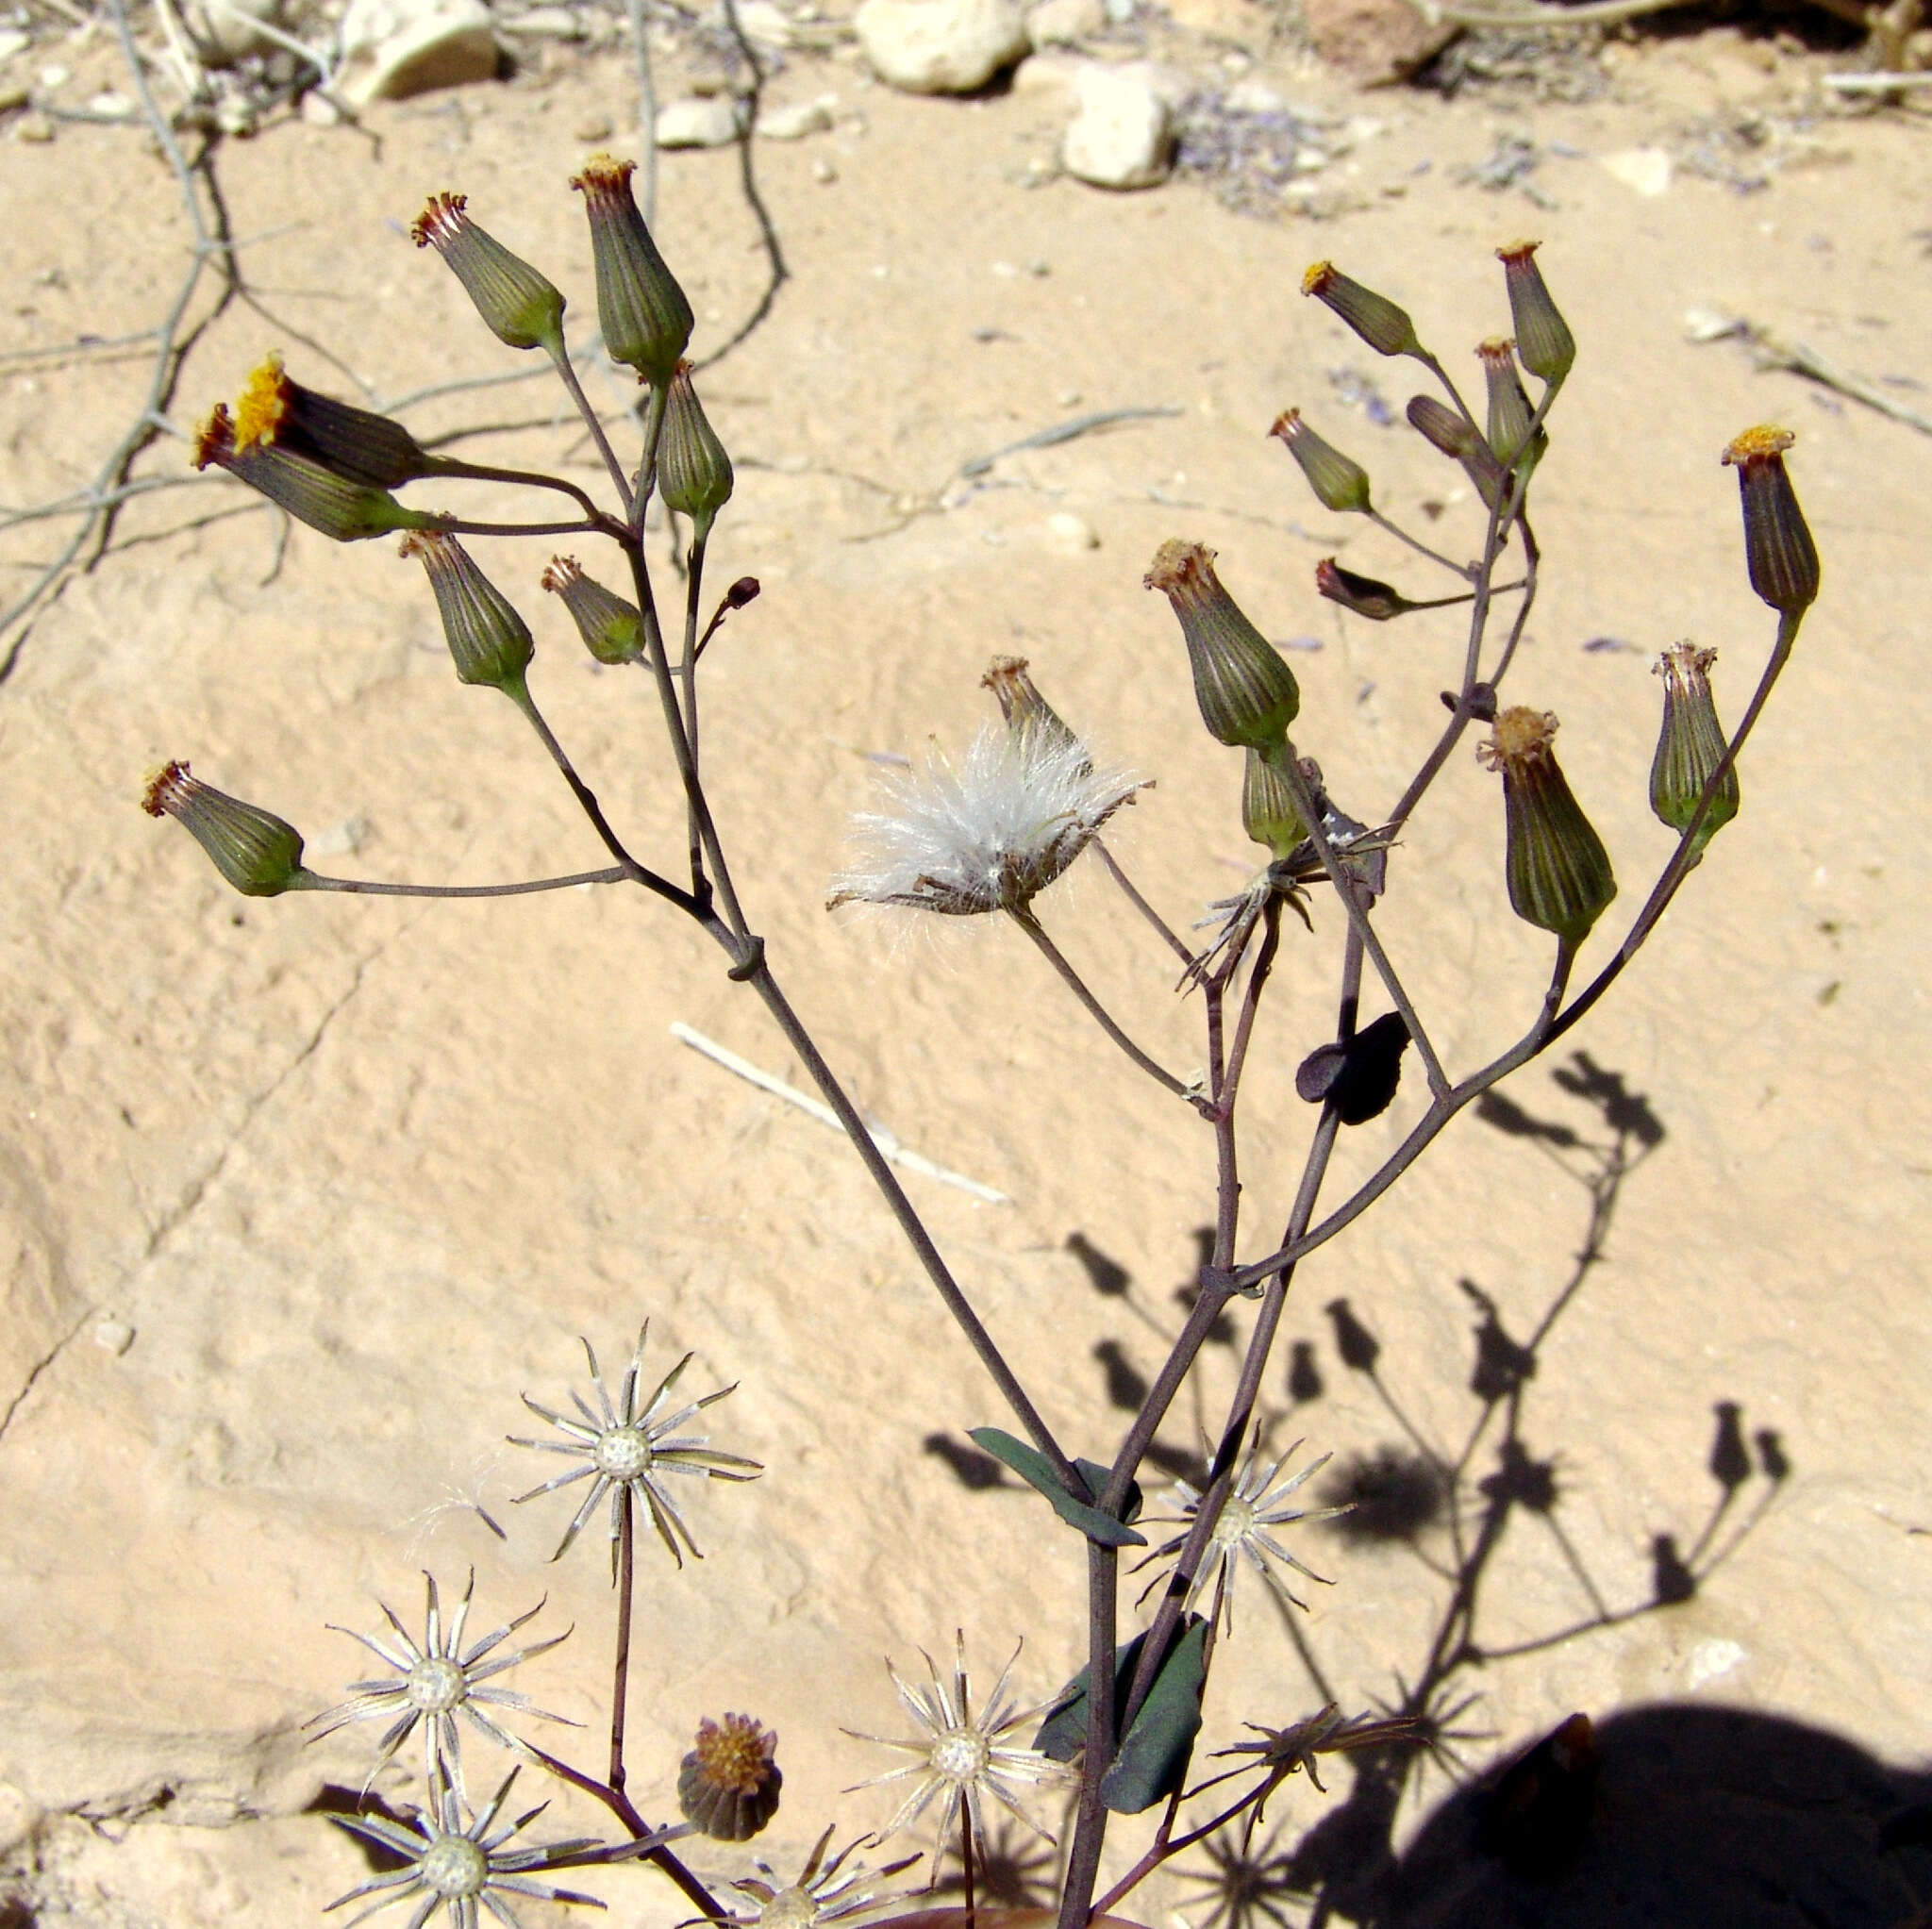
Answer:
[[4, 9, 1932, 1925]]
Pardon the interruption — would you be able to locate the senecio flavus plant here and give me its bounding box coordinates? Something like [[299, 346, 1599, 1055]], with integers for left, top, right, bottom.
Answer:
[[144, 169, 1817, 1929]]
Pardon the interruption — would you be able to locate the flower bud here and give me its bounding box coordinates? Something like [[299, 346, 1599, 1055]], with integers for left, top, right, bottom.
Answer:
[[1476, 337, 1545, 476], [1406, 394, 1509, 517], [657, 358, 734, 540], [1650, 641, 1738, 857], [1241, 741, 1306, 860], [399, 531, 535, 693], [570, 154, 693, 389], [141, 760, 312, 897], [1476, 707, 1617, 943], [1144, 540, 1300, 749], [982, 655, 1081, 759], [677, 1714, 781, 1841], [410, 192, 566, 355], [192, 406, 447, 542], [541, 555, 644, 665], [234, 351, 441, 491], [1721, 424, 1819, 616], [1301, 260, 1421, 358], [1269, 409, 1372, 515], [1495, 241, 1574, 386], [1316, 557, 1411, 622]]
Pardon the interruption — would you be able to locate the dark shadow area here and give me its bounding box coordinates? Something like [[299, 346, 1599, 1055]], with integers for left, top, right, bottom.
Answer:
[[929, 1816, 1057, 1909], [1174, 1056, 1818, 1929], [0, 1899, 34, 1929], [1066, 1231, 1132, 1300], [1374, 1703, 1932, 1928], [1322, 1445, 1451, 1546], [306, 1786, 417, 1872], [923, 1432, 1011, 1491]]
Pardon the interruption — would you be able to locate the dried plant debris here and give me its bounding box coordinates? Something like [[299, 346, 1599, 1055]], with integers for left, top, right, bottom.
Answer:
[[1170, 91, 1363, 220], [1420, 25, 1607, 101]]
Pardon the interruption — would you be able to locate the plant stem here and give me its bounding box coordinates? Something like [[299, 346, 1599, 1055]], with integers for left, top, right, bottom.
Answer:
[[1055, 1539, 1117, 1929], [1008, 908, 1193, 1099], [547, 335, 635, 518], [733, 949, 1081, 1486], [1091, 837, 1193, 967], [1367, 509, 1475, 582], [1274, 754, 1448, 1098], [302, 866, 625, 898], [430, 456, 609, 527], [610, 1488, 635, 1791]]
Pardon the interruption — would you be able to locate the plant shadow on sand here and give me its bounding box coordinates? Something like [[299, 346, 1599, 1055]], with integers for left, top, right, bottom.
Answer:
[[930, 1055, 1932, 1926]]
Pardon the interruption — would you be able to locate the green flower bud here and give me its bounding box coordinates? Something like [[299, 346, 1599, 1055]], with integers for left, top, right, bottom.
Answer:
[[1270, 408, 1373, 514], [676, 1714, 781, 1842], [1476, 336, 1545, 477], [1301, 259, 1422, 358], [1406, 394, 1509, 517], [982, 654, 1083, 761], [657, 358, 734, 540], [1241, 740, 1306, 860], [1496, 240, 1575, 386], [570, 154, 693, 389], [141, 760, 312, 897], [1144, 540, 1300, 749], [541, 554, 644, 665], [192, 405, 447, 542], [233, 351, 441, 491], [1721, 424, 1819, 616], [399, 530, 535, 693], [1650, 641, 1739, 859], [1316, 557, 1411, 621], [1477, 707, 1617, 944], [410, 192, 566, 355]]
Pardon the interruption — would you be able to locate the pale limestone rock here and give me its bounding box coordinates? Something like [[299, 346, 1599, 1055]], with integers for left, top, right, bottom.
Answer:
[[339, 0, 498, 103], [1603, 145, 1672, 195], [855, 0, 1028, 93], [1026, 0, 1103, 48], [1061, 59, 1170, 189], [1045, 510, 1100, 552], [656, 94, 743, 145], [183, 0, 285, 65], [731, 0, 796, 43], [758, 96, 835, 138], [1301, 0, 1453, 84]]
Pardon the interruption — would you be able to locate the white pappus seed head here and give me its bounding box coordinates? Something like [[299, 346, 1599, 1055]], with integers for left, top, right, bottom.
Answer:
[[826, 723, 1150, 918]]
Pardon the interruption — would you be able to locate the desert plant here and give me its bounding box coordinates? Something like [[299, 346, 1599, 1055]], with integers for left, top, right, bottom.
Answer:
[[144, 168, 1814, 1929]]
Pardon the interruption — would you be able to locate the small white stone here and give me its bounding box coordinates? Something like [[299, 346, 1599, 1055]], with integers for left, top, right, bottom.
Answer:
[[1046, 510, 1099, 551], [1026, 0, 1102, 48], [1602, 145, 1671, 196], [575, 109, 613, 140], [308, 815, 370, 860], [497, 4, 584, 32], [301, 87, 343, 122], [855, 0, 1029, 94], [339, 0, 498, 104], [758, 96, 833, 138], [1223, 76, 1284, 114], [812, 155, 838, 181], [1687, 1638, 1746, 1688], [87, 89, 134, 117], [1061, 60, 1170, 190], [93, 1317, 135, 1357], [656, 94, 742, 145], [731, 0, 794, 42], [0, 27, 34, 62], [36, 61, 68, 88]]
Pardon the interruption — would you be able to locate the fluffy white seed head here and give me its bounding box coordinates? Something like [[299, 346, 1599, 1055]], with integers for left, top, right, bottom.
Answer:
[[826, 724, 1149, 918]]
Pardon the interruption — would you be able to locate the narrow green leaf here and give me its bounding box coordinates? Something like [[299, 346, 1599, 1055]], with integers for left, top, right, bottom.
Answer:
[[966, 1428, 1145, 1548], [1032, 1619, 1210, 1814]]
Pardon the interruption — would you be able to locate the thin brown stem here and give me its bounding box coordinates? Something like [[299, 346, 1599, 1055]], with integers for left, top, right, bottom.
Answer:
[[1091, 837, 1194, 967], [1274, 755, 1448, 1097], [429, 456, 608, 526], [302, 866, 625, 898], [610, 1488, 635, 1791], [1008, 908, 1193, 1099], [1367, 509, 1476, 582], [547, 335, 634, 519], [438, 514, 615, 540]]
